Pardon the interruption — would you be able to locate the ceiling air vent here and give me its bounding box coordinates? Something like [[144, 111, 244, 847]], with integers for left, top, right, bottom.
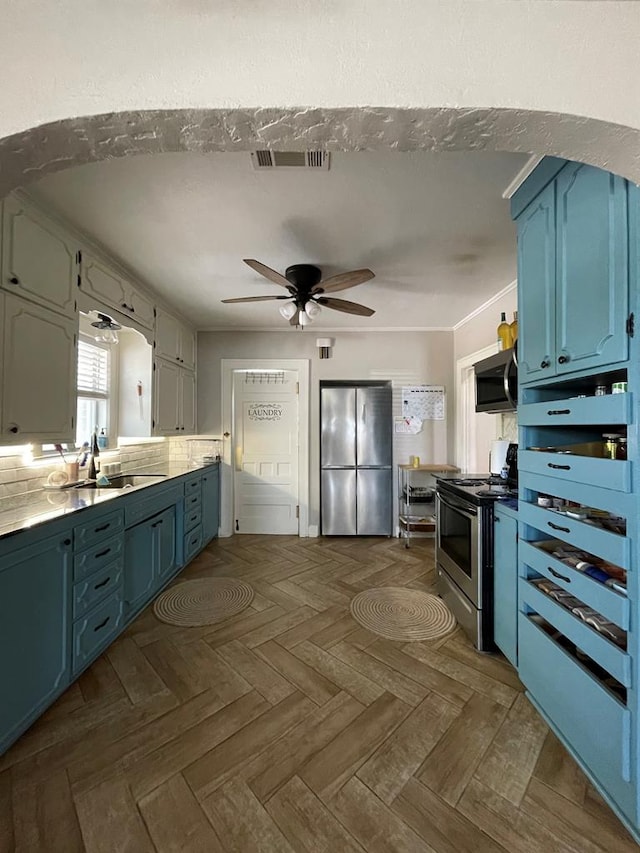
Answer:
[[251, 151, 330, 170]]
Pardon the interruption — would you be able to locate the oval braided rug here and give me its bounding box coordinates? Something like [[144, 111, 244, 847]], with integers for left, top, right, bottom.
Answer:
[[153, 578, 254, 627], [350, 587, 456, 642]]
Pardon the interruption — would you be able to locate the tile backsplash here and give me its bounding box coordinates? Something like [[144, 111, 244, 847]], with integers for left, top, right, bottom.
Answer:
[[0, 435, 222, 501]]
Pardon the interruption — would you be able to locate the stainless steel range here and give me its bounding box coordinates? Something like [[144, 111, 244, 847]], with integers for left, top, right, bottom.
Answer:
[[435, 475, 517, 652]]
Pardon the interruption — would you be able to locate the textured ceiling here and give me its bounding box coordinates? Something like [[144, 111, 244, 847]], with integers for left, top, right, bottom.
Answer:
[[29, 149, 528, 330]]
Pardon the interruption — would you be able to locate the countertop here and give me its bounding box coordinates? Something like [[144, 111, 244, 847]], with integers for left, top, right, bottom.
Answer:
[[0, 461, 219, 542]]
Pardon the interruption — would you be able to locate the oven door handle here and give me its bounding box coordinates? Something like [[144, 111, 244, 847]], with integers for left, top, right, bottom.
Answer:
[[436, 492, 478, 520]]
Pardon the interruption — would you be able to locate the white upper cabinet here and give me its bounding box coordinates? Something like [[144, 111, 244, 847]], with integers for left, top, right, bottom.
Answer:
[[153, 358, 196, 435], [1, 293, 77, 442], [154, 308, 196, 371], [80, 252, 154, 330], [1, 197, 77, 318]]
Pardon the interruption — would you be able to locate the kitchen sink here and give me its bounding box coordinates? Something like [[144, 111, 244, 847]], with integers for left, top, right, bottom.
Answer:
[[76, 474, 167, 489]]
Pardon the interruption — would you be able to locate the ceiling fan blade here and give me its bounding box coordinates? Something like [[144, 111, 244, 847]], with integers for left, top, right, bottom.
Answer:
[[221, 295, 289, 303], [312, 268, 374, 294], [317, 297, 375, 317], [289, 309, 300, 326], [243, 259, 291, 288]]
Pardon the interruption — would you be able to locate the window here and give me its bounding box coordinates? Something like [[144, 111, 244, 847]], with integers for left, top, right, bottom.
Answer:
[[76, 337, 111, 447]]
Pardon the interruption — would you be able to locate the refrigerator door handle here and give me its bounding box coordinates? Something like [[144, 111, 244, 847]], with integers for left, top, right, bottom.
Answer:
[[361, 402, 366, 423]]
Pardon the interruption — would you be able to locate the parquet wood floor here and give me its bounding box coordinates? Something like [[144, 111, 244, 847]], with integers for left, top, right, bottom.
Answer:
[[1, 535, 637, 852]]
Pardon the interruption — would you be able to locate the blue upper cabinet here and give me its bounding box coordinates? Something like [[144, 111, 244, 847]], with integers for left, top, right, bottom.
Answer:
[[517, 181, 556, 383], [555, 163, 628, 375], [515, 161, 630, 384]]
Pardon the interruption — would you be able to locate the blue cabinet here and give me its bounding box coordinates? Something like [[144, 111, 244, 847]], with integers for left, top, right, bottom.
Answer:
[[202, 465, 220, 545], [0, 531, 72, 753], [124, 504, 177, 616], [515, 162, 630, 385], [513, 157, 640, 841], [493, 505, 518, 667], [517, 180, 556, 384]]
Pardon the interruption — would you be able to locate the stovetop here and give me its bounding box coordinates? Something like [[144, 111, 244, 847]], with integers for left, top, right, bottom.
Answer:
[[436, 473, 518, 504]]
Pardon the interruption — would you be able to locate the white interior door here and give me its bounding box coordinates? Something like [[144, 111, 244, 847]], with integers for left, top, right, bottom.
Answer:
[[233, 370, 300, 534]]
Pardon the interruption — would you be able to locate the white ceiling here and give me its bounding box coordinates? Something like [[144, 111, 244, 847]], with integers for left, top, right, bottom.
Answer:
[[29, 150, 528, 331]]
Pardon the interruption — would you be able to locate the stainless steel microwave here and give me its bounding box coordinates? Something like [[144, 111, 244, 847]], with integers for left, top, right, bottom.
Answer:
[[474, 346, 517, 413]]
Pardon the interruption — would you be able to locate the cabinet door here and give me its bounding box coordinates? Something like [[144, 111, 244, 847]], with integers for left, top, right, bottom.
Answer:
[[0, 533, 72, 752], [180, 369, 196, 433], [153, 358, 180, 434], [154, 308, 181, 362], [126, 284, 154, 330], [517, 181, 556, 384], [180, 324, 196, 371], [2, 293, 77, 442], [201, 466, 220, 544], [1, 197, 77, 317], [493, 508, 518, 667], [80, 253, 127, 312], [555, 163, 629, 375], [124, 518, 156, 613], [154, 506, 177, 585]]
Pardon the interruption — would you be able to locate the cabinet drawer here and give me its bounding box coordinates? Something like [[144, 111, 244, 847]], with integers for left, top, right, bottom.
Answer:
[[518, 393, 632, 427], [520, 579, 630, 686], [184, 476, 202, 497], [72, 592, 123, 674], [74, 535, 124, 581], [520, 540, 629, 629], [519, 450, 630, 493], [74, 509, 124, 550], [73, 560, 123, 618], [184, 506, 202, 534], [518, 615, 634, 817], [184, 490, 202, 511], [183, 526, 202, 562], [519, 502, 629, 568], [124, 484, 181, 528]]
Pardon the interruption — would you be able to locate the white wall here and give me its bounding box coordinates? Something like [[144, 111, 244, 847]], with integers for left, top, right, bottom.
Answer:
[[2, 2, 640, 142], [198, 330, 454, 527]]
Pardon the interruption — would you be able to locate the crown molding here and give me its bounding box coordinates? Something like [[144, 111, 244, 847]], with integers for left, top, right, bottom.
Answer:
[[502, 155, 543, 199], [452, 280, 517, 332]]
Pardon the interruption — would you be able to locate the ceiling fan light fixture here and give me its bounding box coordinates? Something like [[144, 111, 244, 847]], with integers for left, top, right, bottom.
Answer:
[[90, 312, 121, 344], [279, 302, 297, 320], [298, 310, 312, 327], [305, 301, 321, 319]]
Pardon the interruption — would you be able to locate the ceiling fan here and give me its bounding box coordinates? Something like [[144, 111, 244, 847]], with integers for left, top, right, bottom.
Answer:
[[222, 259, 375, 326]]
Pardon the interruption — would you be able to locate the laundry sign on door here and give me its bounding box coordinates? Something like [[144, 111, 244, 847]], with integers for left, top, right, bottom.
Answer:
[[247, 402, 283, 421], [401, 385, 445, 421]]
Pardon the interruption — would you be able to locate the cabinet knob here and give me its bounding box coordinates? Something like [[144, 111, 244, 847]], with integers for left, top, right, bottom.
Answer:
[[8, 275, 19, 285], [63, 538, 71, 546], [176, 426, 180, 430], [557, 354, 569, 364], [8, 424, 19, 434], [540, 359, 550, 369]]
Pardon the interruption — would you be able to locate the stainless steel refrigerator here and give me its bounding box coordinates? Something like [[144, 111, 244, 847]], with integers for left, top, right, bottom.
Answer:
[[320, 382, 392, 535]]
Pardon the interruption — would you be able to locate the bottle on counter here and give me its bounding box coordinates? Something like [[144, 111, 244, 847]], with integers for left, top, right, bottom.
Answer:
[[509, 310, 518, 343], [87, 429, 100, 480], [497, 312, 512, 350], [97, 427, 108, 449]]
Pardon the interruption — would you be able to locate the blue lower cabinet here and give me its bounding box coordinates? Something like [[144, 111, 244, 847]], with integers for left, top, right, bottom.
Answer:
[[72, 592, 124, 675], [73, 560, 123, 619], [0, 532, 73, 752], [493, 506, 518, 667], [184, 525, 203, 563], [124, 505, 178, 616], [202, 465, 220, 545]]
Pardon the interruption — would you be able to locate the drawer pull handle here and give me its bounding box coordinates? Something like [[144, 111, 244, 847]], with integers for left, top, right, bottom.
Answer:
[[94, 576, 111, 590], [548, 566, 571, 583], [190, 514, 198, 522], [94, 523, 111, 533], [547, 409, 571, 416], [95, 547, 112, 559], [151, 519, 164, 528], [548, 521, 570, 533], [548, 463, 571, 470], [94, 616, 110, 632]]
